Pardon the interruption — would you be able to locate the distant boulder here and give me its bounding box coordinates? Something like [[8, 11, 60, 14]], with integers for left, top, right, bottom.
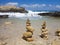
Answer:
[[38, 11, 60, 17], [0, 6, 28, 13]]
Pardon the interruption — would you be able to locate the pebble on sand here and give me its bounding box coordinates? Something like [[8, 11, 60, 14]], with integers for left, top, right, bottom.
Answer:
[[4, 22, 12, 25]]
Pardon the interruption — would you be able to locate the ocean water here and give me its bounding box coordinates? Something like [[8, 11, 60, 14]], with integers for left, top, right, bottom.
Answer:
[[0, 10, 60, 45]]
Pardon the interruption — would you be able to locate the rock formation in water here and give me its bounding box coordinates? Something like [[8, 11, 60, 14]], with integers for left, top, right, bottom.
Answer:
[[0, 15, 8, 18], [38, 11, 60, 17], [0, 6, 28, 13]]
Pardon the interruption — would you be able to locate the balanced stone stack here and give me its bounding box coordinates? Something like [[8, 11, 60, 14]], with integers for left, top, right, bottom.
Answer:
[[55, 29, 60, 39], [40, 21, 48, 40], [0, 41, 7, 45], [22, 18, 34, 42]]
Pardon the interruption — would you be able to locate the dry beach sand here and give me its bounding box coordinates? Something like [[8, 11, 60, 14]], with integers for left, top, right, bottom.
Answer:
[[0, 17, 60, 45]]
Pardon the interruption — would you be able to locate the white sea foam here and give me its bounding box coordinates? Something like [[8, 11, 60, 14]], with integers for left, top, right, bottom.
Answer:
[[0, 10, 48, 18]]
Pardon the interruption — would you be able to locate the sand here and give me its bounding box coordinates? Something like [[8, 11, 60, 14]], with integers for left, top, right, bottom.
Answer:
[[0, 17, 60, 45]]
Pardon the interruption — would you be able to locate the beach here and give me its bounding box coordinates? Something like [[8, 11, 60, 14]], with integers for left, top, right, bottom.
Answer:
[[0, 16, 60, 45]]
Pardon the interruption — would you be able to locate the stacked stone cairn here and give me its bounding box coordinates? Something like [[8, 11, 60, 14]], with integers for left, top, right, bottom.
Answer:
[[0, 41, 7, 45], [22, 18, 34, 42], [40, 21, 48, 40], [55, 29, 60, 39]]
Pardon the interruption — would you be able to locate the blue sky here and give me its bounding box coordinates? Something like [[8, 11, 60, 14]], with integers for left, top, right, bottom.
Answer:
[[0, 0, 60, 11]]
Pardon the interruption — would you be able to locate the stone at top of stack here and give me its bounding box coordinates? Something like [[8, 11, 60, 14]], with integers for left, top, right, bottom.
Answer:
[[41, 21, 47, 32], [41, 21, 46, 29], [40, 21, 48, 40], [55, 29, 60, 37], [26, 18, 31, 26]]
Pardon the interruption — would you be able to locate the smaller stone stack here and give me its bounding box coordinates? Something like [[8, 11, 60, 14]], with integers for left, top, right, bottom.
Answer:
[[22, 18, 34, 42], [55, 29, 60, 39], [0, 41, 7, 45], [40, 21, 48, 40]]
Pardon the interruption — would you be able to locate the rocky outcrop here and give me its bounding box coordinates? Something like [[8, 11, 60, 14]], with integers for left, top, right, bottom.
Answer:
[[0, 15, 8, 18], [0, 6, 28, 13], [38, 11, 60, 17]]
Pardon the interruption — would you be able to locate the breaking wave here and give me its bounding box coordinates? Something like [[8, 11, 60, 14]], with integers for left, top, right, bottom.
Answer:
[[0, 10, 48, 19]]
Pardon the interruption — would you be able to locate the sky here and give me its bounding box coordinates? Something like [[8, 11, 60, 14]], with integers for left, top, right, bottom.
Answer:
[[0, 0, 60, 11]]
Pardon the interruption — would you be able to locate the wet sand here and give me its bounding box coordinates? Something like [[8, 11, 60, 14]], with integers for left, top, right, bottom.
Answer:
[[0, 16, 60, 45]]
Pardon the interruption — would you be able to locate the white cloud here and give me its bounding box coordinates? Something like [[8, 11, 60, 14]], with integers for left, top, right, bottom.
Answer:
[[20, 4, 46, 8], [41, 4, 46, 6], [49, 4, 52, 7], [5, 2, 18, 6], [20, 4, 30, 7], [20, 4, 60, 10], [3, 3, 60, 10], [56, 5, 60, 8]]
